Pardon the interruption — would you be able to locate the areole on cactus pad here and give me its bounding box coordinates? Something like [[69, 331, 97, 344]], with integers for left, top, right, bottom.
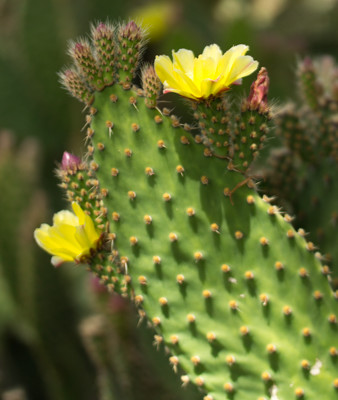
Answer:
[[35, 20, 337, 400]]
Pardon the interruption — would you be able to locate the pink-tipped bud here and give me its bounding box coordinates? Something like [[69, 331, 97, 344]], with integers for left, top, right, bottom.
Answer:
[[120, 20, 143, 41], [247, 67, 269, 110], [124, 21, 139, 35], [125, 20, 138, 30], [69, 40, 104, 91], [92, 22, 114, 41], [91, 22, 116, 87], [72, 41, 95, 63], [61, 152, 81, 170], [117, 21, 145, 86], [97, 22, 107, 32], [75, 42, 85, 53]]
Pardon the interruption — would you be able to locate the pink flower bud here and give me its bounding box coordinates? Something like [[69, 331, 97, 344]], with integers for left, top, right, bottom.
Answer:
[[75, 42, 84, 52], [124, 21, 138, 34], [92, 22, 114, 41], [247, 67, 269, 110], [61, 152, 81, 170], [120, 20, 143, 41], [97, 22, 107, 32], [73, 42, 90, 59]]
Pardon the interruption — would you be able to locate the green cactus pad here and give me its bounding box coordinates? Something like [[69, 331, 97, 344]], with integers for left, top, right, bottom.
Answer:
[[85, 84, 337, 400], [56, 21, 338, 400]]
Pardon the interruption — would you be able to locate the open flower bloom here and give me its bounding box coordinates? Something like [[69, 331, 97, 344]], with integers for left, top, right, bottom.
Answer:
[[155, 44, 258, 100], [34, 202, 101, 267]]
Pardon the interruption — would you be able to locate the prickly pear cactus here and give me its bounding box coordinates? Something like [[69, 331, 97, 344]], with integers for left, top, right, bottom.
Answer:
[[38, 21, 337, 400], [262, 56, 338, 288]]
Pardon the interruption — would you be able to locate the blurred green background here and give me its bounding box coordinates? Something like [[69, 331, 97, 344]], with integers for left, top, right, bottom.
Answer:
[[0, 0, 337, 399]]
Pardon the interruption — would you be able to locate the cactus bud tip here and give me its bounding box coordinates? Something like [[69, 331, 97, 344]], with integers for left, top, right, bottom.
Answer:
[[61, 151, 81, 170], [247, 67, 269, 110]]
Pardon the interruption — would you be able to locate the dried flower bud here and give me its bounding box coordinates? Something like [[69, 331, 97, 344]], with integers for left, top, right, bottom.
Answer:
[[247, 67, 269, 110]]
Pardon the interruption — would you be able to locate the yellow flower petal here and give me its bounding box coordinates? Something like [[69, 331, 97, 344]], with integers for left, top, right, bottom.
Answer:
[[72, 202, 86, 225], [84, 213, 101, 244], [172, 49, 195, 73], [53, 210, 78, 226], [201, 44, 222, 62], [74, 226, 94, 252], [34, 203, 101, 266], [34, 227, 55, 253], [227, 56, 259, 85], [51, 255, 70, 267], [216, 44, 249, 78], [50, 248, 78, 261], [171, 68, 200, 98], [49, 225, 82, 255], [200, 79, 218, 99], [154, 55, 174, 85], [194, 56, 217, 83], [155, 43, 258, 99], [36, 224, 80, 260]]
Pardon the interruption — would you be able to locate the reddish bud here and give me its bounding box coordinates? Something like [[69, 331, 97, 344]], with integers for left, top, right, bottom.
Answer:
[[61, 152, 81, 170], [69, 40, 104, 91], [119, 20, 143, 41], [96, 22, 107, 33], [124, 21, 138, 35], [92, 22, 114, 41], [247, 67, 269, 110], [75, 42, 85, 53]]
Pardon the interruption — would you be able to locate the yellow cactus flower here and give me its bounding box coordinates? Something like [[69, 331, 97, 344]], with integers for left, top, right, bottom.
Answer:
[[34, 202, 101, 267], [155, 44, 258, 100]]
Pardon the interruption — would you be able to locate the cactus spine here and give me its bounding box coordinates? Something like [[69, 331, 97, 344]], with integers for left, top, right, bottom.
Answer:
[[51, 21, 338, 400]]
